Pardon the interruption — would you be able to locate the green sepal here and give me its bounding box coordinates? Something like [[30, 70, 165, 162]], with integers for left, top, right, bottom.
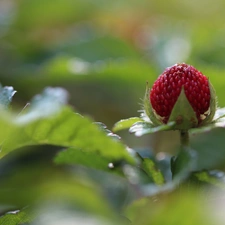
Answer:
[[200, 80, 217, 126], [168, 88, 198, 130], [143, 82, 162, 126]]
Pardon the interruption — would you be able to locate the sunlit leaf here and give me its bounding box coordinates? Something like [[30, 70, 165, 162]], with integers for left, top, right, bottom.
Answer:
[[0, 208, 32, 225], [191, 170, 225, 189], [113, 117, 143, 132], [1, 107, 134, 164], [141, 158, 164, 185], [0, 88, 134, 165]]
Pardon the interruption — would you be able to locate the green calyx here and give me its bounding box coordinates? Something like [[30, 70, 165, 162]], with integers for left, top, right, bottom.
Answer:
[[168, 88, 198, 130], [143, 82, 162, 126]]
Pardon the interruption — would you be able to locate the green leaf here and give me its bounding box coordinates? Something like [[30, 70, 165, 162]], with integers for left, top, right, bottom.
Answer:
[[0, 208, 32, 225], [1, 107, 134, 164], [112, 117, 143, 132], [129, 121, 175, 137], [141, 158, 164, 185], [4, 112, 131, 164], [171, 146, 197, 180], [54, 147, 113, 171], [0, 87, 134, 164], [125, 190, 214, 225], [190, 124, 215, 134], [94, 122, 121, 142], [0, 164, 119, 220], [191, 170, 225, 189]]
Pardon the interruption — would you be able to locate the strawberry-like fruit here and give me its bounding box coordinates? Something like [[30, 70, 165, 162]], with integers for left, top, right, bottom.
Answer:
[[150, 63, 212, 125]]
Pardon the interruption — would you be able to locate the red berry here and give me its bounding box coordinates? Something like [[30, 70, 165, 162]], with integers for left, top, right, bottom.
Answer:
[[150, 63, 210, 124]]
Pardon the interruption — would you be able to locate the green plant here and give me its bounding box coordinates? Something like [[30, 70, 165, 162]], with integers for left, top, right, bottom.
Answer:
[[0, 63, 225, 224]]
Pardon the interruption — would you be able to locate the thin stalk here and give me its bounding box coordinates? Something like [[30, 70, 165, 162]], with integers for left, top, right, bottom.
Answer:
[[180, 130, 189, 147]]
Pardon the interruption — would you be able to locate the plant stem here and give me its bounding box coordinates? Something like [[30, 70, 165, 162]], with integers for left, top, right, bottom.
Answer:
[[180, 130, 189, 147]]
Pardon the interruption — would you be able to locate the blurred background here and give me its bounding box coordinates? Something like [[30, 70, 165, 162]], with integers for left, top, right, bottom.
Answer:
[[1, 1, 225, 224], [1, 0, 225, 169]]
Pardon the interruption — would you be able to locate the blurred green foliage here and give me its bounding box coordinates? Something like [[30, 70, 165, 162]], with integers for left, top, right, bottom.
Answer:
[[1, 0, 225, 224]]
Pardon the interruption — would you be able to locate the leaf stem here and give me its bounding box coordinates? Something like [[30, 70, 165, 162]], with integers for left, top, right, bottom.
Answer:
[[180, 130, 189, 147]]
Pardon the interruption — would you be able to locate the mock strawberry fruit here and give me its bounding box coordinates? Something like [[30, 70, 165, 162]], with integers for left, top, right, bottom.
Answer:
[[146, 63, 216, 129]]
